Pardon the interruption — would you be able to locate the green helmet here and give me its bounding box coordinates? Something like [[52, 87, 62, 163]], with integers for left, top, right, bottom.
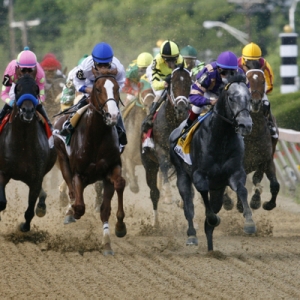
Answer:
[[180, 45, 197, 59], [77, 54, 89, 66]]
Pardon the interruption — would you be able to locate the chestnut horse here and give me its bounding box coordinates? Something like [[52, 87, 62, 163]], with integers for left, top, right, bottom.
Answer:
[[0, 74, 57, 231], [223, 69, 280, 213], [54, 68, 126, 255], [141, 64, 191, 226], [122, 88, 154, 193]]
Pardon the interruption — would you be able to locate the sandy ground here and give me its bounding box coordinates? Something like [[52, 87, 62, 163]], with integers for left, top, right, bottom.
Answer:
[[0, 165, 300, 300]]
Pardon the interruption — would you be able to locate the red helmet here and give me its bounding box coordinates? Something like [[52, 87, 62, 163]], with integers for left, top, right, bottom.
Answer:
[[40, 57, 61, 71]]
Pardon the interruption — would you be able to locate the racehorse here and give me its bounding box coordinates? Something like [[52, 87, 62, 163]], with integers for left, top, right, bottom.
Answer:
[[54, 68, 126, 256], [122, 88, 154, 193], [169, 74, 255, 252], [141, 64, 191, 226], [0, 74, 57, 231], [223, 69, 280, 212]]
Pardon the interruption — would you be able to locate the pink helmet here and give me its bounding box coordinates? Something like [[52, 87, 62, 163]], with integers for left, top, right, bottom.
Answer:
[[17, 49, 37, 68]]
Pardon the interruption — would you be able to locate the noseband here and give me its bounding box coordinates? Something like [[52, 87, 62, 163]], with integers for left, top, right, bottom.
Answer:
[[213, 81, 250, 133]]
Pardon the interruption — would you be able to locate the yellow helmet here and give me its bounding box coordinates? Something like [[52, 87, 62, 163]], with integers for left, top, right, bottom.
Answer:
[[160, 40, 179, 59], [242, 42, 262, 60], [136, 52, 153, 67]]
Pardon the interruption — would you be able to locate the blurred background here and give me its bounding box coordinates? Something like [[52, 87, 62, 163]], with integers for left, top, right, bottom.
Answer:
[[0, 0, 300, 126]]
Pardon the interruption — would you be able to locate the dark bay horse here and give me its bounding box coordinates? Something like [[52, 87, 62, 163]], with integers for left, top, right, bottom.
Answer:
[[0, 74, 57, 231], [122, 88, 154, 193], [54, 68, 126, 255], [170, 74, 255, 252], [223, 69, 280, 212], [141, 64, 191, 226]]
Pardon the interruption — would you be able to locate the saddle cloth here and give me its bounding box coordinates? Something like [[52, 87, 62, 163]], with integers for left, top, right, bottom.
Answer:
[[174, 111, 212, 165]]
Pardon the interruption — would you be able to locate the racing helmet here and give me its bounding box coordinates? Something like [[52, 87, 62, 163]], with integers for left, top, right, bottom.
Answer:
[[136, 52, 153, 67], [40, 57, 61, 71], [17, 49, 37, 68], [216, 51, 238, 69], [160, 40, 179, 60], [242, 42, 262, 60], [92, 42, 114, 63], [180, 45, 197, 59]]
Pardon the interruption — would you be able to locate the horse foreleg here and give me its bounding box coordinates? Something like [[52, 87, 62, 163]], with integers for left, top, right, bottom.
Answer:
[[176, 171, 197, 246], [233, 178, 257, 235], [58, 180, 69, 207], [0, 174, 9, 219], [111, 166, 126, 238], [21, 184, 42, 232], [94, 181, 103, 212], [263, 162, 280, 211], [249, 170, 264, 210], [35, 187, 47, 217], [124, 157, 139, 194], [222, 186, 234, 211], [73, 175, 85, 219], [159, 159, 173, 204]]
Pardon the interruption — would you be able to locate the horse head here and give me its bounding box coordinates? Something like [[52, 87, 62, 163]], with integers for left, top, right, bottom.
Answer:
[[168, 64, 191, 122], [91, 67, 120, 126], [246, 69, 265, 113], [14, 74, 40, 122], [217, 74, 252, 136]]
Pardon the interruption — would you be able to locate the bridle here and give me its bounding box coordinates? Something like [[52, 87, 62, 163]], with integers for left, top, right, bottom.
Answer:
[[213, 81, 251, 133], [90, 75, 119, 120], [246, 69, 265, 100], [167, 67, 191, 108]]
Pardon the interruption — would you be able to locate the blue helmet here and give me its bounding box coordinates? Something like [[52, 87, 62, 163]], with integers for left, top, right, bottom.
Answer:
[[92, 42, 114, 63], [216, 51, 238, 70]]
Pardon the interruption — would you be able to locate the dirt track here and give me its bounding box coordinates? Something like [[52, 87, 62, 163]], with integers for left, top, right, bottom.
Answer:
[[1, 166, 300, 300]]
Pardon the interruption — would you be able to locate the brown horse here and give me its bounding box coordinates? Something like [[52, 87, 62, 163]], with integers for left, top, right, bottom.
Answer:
[[0, 74, 57, 231], [223, 68, 280, 212], [54, 68, 126, 255], [141, 64, 191, 226], [122, 88, 154, 193]]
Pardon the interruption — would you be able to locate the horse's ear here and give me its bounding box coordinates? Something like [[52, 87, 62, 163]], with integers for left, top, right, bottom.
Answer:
[[110, 68, 118, 76], [92, 66, 101, 77], [180, 61, 184, 70]]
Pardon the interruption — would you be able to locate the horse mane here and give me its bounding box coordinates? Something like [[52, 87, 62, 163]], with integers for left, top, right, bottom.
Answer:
[[92, 67, 118, 78]]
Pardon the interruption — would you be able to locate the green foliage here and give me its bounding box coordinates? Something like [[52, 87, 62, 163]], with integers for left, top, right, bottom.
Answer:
[[270, 90, 300, 130]]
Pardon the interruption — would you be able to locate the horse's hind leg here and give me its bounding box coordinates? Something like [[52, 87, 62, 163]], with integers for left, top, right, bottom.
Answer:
[[0, 175, 9, 220], [263, 162, 280, 211], [58, 180, 69, 207], [21, 184, 42, 232], [159, 159, 173, 205], [94, 181, 103, 212], [35, 187, 47, 217], [223, 186, 234, 211], [249, 170, 264, 210]]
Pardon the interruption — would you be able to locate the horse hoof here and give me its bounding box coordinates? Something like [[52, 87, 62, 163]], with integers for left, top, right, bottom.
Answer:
[[223, 194, 234, 210], [35, 204, 46, 217], [186, 236, 198, 246], [163, 196, 173, 205], [244, 220, 257, 235], [115, 223, 127, 238], [64, 215, 76, 224], [103, 249, 114, 256], [130, 184, 139, 194], [20, 223, 30, 232], [263, 201, 276, 211], [250, 193, 261, 210]]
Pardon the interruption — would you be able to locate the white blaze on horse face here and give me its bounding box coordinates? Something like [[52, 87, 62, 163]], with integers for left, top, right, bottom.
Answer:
[[253, 74, 258, 80], [104, 79, 119, 119]]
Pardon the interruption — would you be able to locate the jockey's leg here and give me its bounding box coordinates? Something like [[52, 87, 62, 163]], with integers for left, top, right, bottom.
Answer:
[[36, 103, 54, 131], [60, 96, 88, 136], [0, 104, 12, 124], [182, 105, 201, 132], [262, 95, 278, 138], [116, 113, 127, 152]]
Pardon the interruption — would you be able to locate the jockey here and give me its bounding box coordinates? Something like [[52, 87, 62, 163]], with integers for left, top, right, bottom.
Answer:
[[238, 42, 277, 138], [141, 40, 186, 134], [180, 45, 205, 78], [59, 54, 88, 111], [122, 52, 153, 105], [59, 42, 127, 150], [0, 48, 53, 130], [184, 51, 245, 131]]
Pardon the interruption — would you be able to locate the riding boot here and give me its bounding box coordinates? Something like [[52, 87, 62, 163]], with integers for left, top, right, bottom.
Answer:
[[0, 104, 12, 124], [116, 114, 127, 146], [36, 104, 53, 131], [141, 101, 160, 133], [60, 96, 88, 136]]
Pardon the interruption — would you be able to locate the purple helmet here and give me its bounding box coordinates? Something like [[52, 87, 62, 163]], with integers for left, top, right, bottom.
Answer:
[[216, 51, 238, 70]]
